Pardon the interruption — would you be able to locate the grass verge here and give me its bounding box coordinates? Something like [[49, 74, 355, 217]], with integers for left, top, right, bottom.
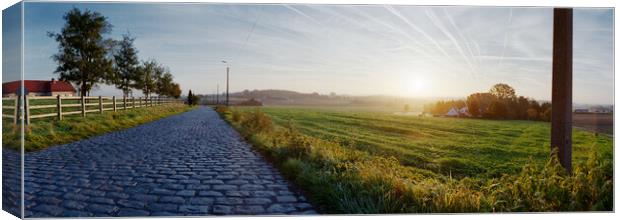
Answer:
[[215, 106, 612, 213], [2, 104, 196, 152]]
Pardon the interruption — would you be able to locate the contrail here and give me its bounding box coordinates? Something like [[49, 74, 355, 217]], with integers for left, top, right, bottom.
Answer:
[[232, 7, 263, 64], [442, 8, 480, 74], [283, 5, 322, 25], [499, 8, 513, 67], [384, 5, 456, 68], [425, 8, 476, 77], [348, 6, 441, 64]]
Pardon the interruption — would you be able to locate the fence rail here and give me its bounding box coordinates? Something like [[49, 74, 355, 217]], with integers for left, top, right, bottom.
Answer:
[[2, 95, 183, 124]]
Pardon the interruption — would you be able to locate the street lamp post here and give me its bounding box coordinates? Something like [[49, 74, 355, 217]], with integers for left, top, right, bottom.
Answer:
[[222, 60, 230, 106]]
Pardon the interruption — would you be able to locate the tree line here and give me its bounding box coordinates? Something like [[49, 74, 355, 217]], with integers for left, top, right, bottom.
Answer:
[[48, 8, 182, 98], [424, 83, 552, 121]]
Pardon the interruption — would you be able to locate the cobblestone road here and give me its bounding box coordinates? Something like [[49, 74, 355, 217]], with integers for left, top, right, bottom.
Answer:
[[6, 107, 315, 217]]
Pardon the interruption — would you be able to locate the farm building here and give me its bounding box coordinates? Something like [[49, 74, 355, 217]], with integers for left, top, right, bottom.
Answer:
[[2, 79, 76, 97], [446, 107, 469, 117]]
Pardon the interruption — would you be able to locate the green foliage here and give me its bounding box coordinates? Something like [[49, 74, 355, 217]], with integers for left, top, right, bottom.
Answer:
[[110, 33, 141, 97], [430, 83, 551, 121], [489, 83, 516, 100], [48, 7, 114, 96], [135, 60, 162, 98], [215, 107, 613, 213], [187, 90, 201, 105], [49, 8, 182, 98]]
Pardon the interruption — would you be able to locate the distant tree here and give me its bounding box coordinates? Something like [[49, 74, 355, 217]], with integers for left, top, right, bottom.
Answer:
[[187, 90, 200, 105], [467, 92, 495, 116], [404, 104, 410, 112], [48, 8, 114, 97], [526, 108, 539, 120], [110, 33, 140, 97], [135, 60, 160, 98], [466, 98, 480, 117], [187, 90, 193, 105], [540, 102, 552, 121], [489, 83, 516, 100], [488, 100, 508, 119], [515, 96, 530, 119], [156, 71, 174, 96], [171, 83, 182, 99]]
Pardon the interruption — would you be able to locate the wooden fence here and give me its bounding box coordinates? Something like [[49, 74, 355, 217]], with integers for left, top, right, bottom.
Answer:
[[2, 95, 182, 124]]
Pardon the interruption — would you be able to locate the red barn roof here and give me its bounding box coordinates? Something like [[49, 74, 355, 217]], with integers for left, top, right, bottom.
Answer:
[[2, 80, 76, 95]]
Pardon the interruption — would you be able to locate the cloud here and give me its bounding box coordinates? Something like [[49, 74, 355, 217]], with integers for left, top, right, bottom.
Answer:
[[19, 3, 614, 104]]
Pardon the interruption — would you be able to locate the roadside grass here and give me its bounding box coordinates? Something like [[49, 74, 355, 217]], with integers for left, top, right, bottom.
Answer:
[[215, 106, 612, 213], [2, 104, 195, 152]]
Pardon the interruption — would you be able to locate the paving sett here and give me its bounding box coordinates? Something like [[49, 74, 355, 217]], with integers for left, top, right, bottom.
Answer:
[[2, 107, 316, 217]]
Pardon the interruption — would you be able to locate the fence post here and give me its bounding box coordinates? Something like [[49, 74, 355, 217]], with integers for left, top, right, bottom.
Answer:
[[139, 97, 142, 108], [57, 95, 63, 120], [13, 96, 18, 124], [132, 97, 135, 109], [25, 96, 30, 125], [99, 96, 103, 114], [113, 96, 117, 112], [123, 96, 127, 110], [81, 96, 86, 117]]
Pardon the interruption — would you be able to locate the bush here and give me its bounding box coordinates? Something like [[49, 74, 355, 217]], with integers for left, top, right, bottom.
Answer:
[[239, 108, 273, 135]]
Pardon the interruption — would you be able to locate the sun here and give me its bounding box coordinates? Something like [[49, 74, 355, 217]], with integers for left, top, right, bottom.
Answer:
[[405, 76, 431, 96]]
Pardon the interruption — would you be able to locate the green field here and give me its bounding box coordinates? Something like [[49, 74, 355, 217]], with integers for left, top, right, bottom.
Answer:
[[220, 106, 613, 213], [259, 107, 612, 178]]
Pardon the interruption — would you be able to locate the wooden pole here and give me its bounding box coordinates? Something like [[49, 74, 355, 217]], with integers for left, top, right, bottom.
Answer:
[[551, 8, 573, 173], [132, 97, 135, 109], [123, 96, 127, 110], [24, 96, 30, 124], [113, 96, 117, 112], [57, 95, 63, 120], [81, 96, 86, 117], [139, 97, 142, 108], [99, 96, 103, 114], [13, 96, 18, 124]]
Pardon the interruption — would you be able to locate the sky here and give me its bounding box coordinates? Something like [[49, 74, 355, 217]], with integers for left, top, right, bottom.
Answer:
[[2, 2, 614, 104]]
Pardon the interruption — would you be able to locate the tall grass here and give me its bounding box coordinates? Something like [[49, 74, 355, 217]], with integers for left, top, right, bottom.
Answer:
[[215, 106, 613, 213]]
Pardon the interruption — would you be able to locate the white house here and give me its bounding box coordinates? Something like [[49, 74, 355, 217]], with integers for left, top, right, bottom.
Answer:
[[446, 107, 459, 117], [459, 107, 470, 116], [446, 107, 469, 117]]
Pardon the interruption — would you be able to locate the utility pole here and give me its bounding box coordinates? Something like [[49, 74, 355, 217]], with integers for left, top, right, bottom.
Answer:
[[551, 8, 573, 173], [222, 60, 230, 106], [226, 66, 230, 106], [216, 84, 219, 105]]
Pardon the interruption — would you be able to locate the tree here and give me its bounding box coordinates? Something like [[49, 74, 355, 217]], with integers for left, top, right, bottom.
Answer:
[[188, 90, 193, 105], [489, 83, 516, 100], [48, 8, 114, 97], [110, 33, 140, 97], [466, 97, 480, 117], [156, 71, 174, 97], [404, 104, 410, 112], [171, 83, 182, 98], [540, 102, 552, 121], [526, 108, 539, 120], [135, 60, 160, 98], [187, 90, 200, 105], [488, 100, 508, 119], [467, 92, 495, 116]]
